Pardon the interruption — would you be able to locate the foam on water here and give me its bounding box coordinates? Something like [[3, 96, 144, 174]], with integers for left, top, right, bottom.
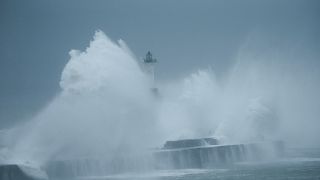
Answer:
[[70, 169, 216, 179]]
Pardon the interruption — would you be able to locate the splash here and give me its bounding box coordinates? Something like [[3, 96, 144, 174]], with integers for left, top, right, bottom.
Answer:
[[5, 29, 320, 167], [9, 30, 158, 165]]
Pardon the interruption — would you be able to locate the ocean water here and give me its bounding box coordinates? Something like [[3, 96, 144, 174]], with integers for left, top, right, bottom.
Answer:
[[53, 148, 320, 180]]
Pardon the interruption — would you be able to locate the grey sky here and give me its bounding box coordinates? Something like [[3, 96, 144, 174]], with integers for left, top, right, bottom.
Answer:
[[0, 0, 319, 128]]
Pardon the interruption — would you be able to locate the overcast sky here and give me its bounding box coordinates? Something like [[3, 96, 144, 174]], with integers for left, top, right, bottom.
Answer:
[[0, 0, 319, 128]]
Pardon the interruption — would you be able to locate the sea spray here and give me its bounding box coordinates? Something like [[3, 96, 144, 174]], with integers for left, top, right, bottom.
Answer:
[[5, 29, 320, 169], [156, 70, 222, 140], [9, 31, 158, 166]]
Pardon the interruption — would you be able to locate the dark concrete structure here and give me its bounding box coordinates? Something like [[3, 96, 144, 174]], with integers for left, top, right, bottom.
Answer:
[[44, 139, 284, 178], [154, 140, 284, 169], [163, 138, 219, 149]]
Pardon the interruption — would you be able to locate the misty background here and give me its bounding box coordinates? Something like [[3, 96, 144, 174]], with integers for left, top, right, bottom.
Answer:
[[0, 0, 320, 129]]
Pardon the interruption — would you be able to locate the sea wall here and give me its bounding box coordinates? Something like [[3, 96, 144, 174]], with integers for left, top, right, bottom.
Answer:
[[154, 141, 284, 169], [44, 141, 284, 178]]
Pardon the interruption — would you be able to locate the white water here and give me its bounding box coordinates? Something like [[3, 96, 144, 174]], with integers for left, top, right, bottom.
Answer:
[[3, 30, 320, 168], [8, 31, 157, 165]]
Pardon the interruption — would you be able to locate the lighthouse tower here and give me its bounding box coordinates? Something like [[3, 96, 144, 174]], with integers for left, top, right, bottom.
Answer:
[[143, 51, 158, 92]]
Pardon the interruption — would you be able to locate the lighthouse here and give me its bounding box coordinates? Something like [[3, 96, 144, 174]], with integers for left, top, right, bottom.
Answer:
[[143, 51, 158, 93]]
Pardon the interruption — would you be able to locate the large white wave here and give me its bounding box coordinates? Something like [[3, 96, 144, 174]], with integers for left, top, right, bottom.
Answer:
[[8, 31, 157, 165], [5, 30, 320, 166]]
